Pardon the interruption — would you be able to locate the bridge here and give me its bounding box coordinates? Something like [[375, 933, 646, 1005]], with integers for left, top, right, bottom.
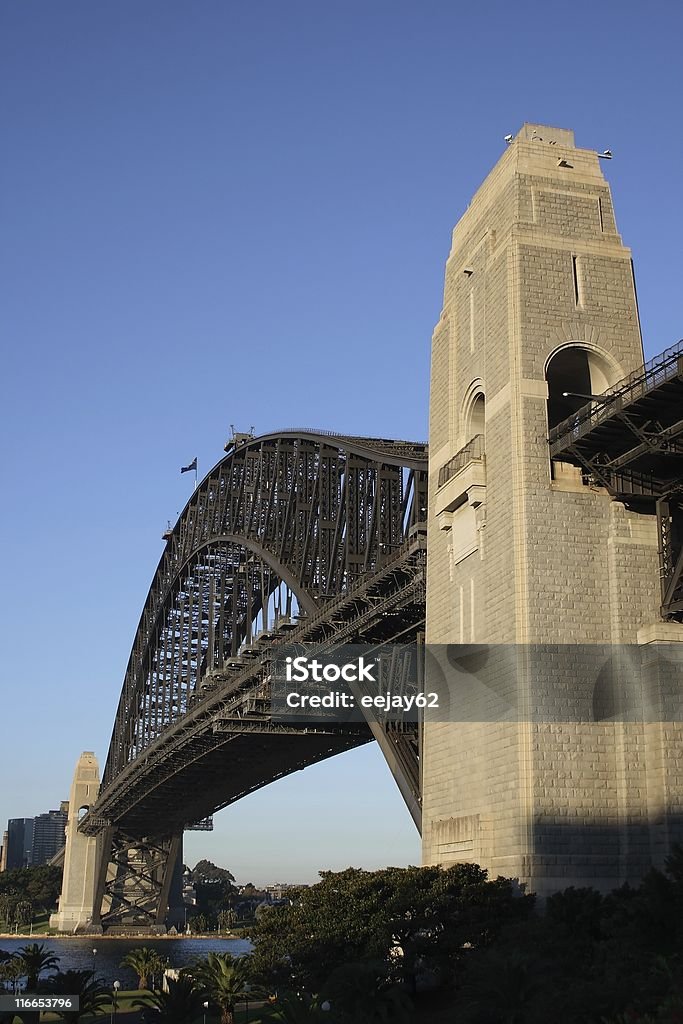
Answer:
[[57, 347, 683, 931], [72, 431, 427, 930], [53, 125, 683, 928]]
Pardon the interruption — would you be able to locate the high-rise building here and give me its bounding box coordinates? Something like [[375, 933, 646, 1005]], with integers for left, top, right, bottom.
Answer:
[[4, 801, 69, 871], [6, 818, 34, 870], [31, 807, 68, 866]]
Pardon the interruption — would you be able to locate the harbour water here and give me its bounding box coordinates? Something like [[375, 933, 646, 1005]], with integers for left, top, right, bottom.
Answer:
[[0, 937, 252, 988]]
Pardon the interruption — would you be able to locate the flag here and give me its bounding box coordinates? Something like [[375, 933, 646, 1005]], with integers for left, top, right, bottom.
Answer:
[[181, 457, 197, 474]]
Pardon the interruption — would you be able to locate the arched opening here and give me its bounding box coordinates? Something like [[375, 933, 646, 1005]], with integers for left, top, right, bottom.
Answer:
[[462, 382, 486, 449], [469, 393, 486, 442], [546, 345, 620, 430]]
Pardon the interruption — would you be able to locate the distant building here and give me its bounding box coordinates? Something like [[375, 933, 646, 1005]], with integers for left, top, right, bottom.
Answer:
[[3, 802, 68, 871], [32, 808, 68, 866], [6, 818, 34, 870], [264, 882, 306, 900]]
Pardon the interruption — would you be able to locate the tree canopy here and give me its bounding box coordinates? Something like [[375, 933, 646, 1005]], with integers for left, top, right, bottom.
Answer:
[[0, 865, 62, 916], [248, 863, 533, 992], [190, 860, 235, 885]]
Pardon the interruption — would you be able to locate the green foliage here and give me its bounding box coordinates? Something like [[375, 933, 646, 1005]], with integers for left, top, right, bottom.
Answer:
[[190, 861, 237, 924], [120, 947, 167, 990], [320, 961, 413, 1023], [44, 969, 110, 1022], [0, 956, 26, 992], [134, 974, 206, 1024], [217, 909, 236, 931], [248, 864, 533, 993], [189, 913, 210, 934], [184, 952, 256, 1024], [265, 992, 330, 1023], [191, 861, 235, 885], [0, 866, 62, 915], [244, 850, 683, 1022], [16, 943, 60, 988]]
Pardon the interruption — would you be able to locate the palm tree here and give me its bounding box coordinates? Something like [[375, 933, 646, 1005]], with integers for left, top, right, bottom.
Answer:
[[266, 992, 330, 1023], [16, 944, 60, 989], [134, 975, 205, 1024], [120, 947, 163, 990], [187, 952, 254, 1024], [45, 970, 110, 1023], [0, 957, 25, 994]]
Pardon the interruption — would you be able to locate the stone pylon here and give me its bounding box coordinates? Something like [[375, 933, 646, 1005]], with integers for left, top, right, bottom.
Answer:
[[423, 124, 683, 896], [50, 752, 100, 932]]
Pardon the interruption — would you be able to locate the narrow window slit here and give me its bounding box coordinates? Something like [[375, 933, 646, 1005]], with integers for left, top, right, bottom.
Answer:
[[572, 255, 582, 307]]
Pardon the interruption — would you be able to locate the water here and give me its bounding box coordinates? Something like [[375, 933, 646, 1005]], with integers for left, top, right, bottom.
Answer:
[[0, 937, 252, 989]]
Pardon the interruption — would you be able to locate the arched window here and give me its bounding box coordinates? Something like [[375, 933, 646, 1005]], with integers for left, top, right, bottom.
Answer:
[[469, 393, 485, 442], [546, 345, 620, 430], [462, 383, 486, 448]]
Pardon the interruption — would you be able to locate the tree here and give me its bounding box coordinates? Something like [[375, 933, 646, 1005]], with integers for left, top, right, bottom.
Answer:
[[191, 862, 236, 923], [248, 864, 533, 993], [217, 909, 236, 931], [16, 944, 60, 988], [0, 894, 19, 930], [120, 948, 165, 990], [190, 913, 209, 934], [134, 975, 205, 1024], [186, 952, 254, 1024], [0, 957, 25, 994], [321, 962, 413, 1024], [267, 992, 331, 1023], [14, 902, 33, 929], [191, 861, 235, 885], [45, 970, 110, 1023], [0, 867, 62, 915]]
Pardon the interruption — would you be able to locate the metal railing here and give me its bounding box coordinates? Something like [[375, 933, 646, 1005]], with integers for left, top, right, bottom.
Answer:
[[549, 340, 683, 456], [437, 434, 485, 488]]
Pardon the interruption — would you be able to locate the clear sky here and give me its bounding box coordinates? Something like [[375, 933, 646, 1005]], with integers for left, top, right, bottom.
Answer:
[[1, 0, 681, 885]]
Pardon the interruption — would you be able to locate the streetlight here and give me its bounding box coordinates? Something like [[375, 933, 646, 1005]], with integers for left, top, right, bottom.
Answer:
[[321, 1001, 331, 1012], [112, 981, 120, 1024], [244, 984, 251, 1023], [561, 391, 611, 402], [92, 948, 97, 977], [202, 1000, 209, 1024]]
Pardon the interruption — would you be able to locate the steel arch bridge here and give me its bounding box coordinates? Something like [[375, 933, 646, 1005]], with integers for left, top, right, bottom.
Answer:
[[81, 430, 428, 931]]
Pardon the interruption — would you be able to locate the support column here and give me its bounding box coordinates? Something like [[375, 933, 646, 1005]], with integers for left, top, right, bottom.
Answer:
[[50, 752, 100, 933]]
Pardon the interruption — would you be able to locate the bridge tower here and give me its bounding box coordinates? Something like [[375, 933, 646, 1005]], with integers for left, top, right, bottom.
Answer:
[[424, 124, 683, 895], [50, 752, 100, 933]]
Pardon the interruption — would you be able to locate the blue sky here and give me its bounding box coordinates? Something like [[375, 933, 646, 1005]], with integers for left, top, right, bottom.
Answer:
[[1, 0, 681, 884]]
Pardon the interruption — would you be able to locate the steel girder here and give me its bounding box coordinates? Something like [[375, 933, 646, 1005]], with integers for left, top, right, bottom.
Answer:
[[88, 432, 427, 840]]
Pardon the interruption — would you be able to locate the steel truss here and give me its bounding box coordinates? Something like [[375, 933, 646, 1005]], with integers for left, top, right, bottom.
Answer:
[[91, 831, 181, 933], [82, 432, 428, 930]]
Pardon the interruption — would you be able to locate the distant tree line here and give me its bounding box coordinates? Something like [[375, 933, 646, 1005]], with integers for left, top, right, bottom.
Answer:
[[184, 861, 274, 932], [0, 866, 62, 929]]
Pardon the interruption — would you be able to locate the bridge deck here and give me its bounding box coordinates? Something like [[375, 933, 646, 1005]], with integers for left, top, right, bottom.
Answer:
[[549, 340, 683, 619], [549, 340, 683, 499]]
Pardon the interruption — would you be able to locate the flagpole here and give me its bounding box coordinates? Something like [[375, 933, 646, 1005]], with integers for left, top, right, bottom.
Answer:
[[194, 461, 198, 492]]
